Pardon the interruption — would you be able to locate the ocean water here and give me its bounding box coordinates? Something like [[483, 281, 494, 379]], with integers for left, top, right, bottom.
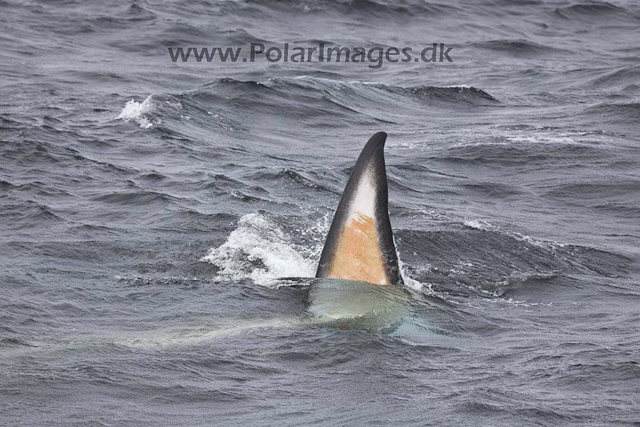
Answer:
[[1, 0, 640, 425]]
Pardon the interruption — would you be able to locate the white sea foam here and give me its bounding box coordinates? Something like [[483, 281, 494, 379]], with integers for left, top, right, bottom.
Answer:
[[511, 232, 566, 249], [485, 297, 553, 307], [506, 134, 578, 145], [117, 95, 155, 129], [397, 254, 427, 293], [201, 213, 315, 286], [464, 218, 566, 250], [463, 219, 496, 231]]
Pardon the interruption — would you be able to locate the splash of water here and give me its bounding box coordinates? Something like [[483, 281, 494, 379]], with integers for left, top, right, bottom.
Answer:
[[201, 213, 316, 286], [117, 95, 155, 129]]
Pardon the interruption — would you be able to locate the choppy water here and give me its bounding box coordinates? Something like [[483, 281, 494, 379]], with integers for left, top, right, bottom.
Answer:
[[2, 0, 640, 425]]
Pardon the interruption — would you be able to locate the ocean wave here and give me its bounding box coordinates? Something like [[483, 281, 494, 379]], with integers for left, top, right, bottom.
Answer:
[[249, 168, 335, 193], [117, 95, 157, 129], [543, 178, 640, 218], [180, 77, 501, 126], [0, 200, 64, 230], [92, 190, 185, 206], [127, 76, 500, 141], [460, 182, 525, 198], [0, 337, 36, 348], [243, 0, 458, 16], [294, 76, 499, 105], [584, 102, 640, 123], [387, 84, 499, 104], [470, 39, 565, 56], [554, 2, 629, 19], [437, 131, 610, 166], [589, 65, 640, 88], [396, 221, 630, 300], [195, 76, 499, 106], [463, 219, 567, 251]]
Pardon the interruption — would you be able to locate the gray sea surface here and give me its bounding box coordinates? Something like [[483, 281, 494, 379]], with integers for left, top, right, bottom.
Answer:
[[1, 0, 640, 425]]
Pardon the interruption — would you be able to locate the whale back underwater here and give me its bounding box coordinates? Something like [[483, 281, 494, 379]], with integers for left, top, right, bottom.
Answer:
[[2, 0, 640, 424]]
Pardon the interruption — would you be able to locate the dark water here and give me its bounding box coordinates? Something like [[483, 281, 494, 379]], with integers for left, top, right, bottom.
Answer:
[[2, 0, 640, 425]]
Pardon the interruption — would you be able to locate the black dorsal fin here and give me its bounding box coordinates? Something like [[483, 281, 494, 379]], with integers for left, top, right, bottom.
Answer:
[[316, 132, 403, 285]]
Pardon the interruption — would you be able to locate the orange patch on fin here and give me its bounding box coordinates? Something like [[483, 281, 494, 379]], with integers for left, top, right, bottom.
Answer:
[[327, 213, 390, 285]]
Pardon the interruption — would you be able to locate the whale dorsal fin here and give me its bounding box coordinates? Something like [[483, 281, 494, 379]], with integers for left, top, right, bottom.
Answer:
[[316, 132, 403, 285]]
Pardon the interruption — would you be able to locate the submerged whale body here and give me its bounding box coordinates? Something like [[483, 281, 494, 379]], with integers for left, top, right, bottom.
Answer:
[[316, 131, 403, 286], [307, 278, 409, 331]]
